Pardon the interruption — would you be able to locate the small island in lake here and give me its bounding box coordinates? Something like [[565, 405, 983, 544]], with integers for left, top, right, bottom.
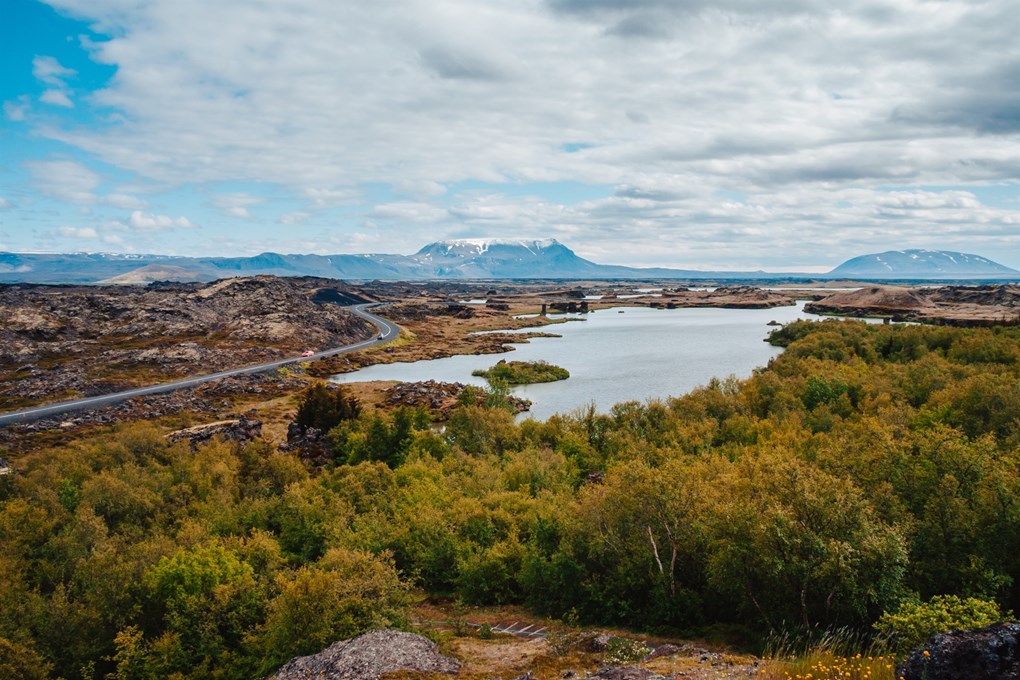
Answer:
[[472, 359, 570, 385]]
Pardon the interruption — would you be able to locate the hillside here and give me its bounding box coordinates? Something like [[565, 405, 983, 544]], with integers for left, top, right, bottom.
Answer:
[[829, 249, 1018, 279]]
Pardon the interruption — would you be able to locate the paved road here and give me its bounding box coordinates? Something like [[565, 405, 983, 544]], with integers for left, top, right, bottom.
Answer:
[[0, 303, 399, 427]]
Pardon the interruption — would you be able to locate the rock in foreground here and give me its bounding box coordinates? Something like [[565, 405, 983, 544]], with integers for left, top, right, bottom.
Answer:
[[268, 629, 461, 680], [898, 622, 1020, 680]]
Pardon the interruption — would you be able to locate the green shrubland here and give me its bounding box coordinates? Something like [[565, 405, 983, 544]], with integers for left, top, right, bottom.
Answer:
[[472, 359, 570, 385], [4, 319, 1020, 677]]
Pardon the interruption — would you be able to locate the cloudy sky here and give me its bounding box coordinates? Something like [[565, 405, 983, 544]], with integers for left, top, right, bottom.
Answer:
[[1, 0, 1018, 271]]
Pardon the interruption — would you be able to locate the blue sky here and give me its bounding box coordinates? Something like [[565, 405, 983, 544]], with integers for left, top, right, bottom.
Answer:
[[1, 0, 1019, 271]]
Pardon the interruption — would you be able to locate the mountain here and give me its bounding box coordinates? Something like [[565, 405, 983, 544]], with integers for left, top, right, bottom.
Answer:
[[0, 239, 745, 284], [828, 250, 1019, 279], [3, 242, 1017, 284], [412, 239, 625, 278]]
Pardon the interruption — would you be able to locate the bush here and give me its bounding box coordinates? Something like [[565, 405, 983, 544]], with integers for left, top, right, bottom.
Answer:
[[294, 383, 361, 432], [0, 637, 52, 680], [472, 360, 569, 385], [874, 595, 1008, 651]]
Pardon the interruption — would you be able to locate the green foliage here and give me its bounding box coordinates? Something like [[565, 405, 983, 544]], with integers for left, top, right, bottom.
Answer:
[[142, 543, 262, 674], [472, 360, 570, 385], [0, 637, 52, 680], [252, 548, 408, 674], [874, 594, 1008, 652], [604, 637, 652, 664], [294, 383, 361, 432], [328, 407, 433, 467], [7, 320, 1020, 676]]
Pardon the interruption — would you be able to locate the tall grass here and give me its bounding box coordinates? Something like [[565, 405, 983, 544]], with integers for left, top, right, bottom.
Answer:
[[761, 628, 899, 680]]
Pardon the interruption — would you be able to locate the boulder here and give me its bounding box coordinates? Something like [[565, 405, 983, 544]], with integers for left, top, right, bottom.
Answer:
[[267, 629, 461, 680], [898, 622, 1020, 680], [574, 632, 617, 653], [166, 416, 262, 449]]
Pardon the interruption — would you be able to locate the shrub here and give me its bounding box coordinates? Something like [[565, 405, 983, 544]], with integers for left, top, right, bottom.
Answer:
[[294, 383, 361, 432], [874, 595, 1008, 651], [472, 360, 569, 385]]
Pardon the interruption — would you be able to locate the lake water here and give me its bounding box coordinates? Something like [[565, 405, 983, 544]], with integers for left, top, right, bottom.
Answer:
[[330, 302, 829, 421]]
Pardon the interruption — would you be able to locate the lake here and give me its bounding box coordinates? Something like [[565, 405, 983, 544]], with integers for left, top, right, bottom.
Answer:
[[330, 302, 831, 421]]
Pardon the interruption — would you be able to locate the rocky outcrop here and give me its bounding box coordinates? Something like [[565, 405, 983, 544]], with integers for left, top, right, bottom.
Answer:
[[806, 284, 1020, 326], [805, 285, 935, 319], [385, 303, 475, 322], [281, 422, 330, 461], [0, 373, 305, 450], [384, 380, 530, 415], [0, 457, 11, 476], [166, 416, 262, 449], [267, 629, 461, 680], [699, 285, 794, 309], [898, 622, 1020, 680], [0, 276, 375, 408]]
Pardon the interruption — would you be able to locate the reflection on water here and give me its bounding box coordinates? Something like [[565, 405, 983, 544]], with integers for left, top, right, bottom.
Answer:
[[331, 302, 831, 421]]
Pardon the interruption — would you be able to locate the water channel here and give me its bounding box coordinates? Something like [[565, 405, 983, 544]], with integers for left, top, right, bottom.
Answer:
[[330, 302, 835, 421]]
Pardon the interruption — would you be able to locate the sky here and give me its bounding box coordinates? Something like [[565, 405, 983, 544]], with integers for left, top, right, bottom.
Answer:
[[1, 0, 1018, 271]]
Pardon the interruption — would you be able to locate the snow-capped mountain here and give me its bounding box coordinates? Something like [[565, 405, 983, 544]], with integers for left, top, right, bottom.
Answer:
[[828, 250, 1018, 279], [410, 239, 615, 278]]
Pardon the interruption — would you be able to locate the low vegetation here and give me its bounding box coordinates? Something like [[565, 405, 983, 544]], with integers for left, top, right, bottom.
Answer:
[[4, 319, 1020, 677], [874, 595, 1008, 652], [472, 359, 570, 385]]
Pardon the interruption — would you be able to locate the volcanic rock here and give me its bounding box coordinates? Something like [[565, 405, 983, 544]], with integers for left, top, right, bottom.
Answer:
[[0, 276, 375, 407], [384, 380, 530, 415], [267, 629, 461, 680], [166, 416, 263, 449], [898, 622, 1020, 680]]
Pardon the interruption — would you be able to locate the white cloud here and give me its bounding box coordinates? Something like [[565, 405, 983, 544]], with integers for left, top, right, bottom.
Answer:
[[33, 56, 76, 108], [0, 198, 10, 209], [211, 192, 264, 219], [32, 56, 76, 87], [279, 210, 310, 225], [26, 160, 148, 209], [305, 188, 360, 208], [104, 193, 149, 209], [59, 226, 99, 238], [3, 97, 29, 121], [127, 210, 195, 231], [395, 180, 447, 199], [367, 202, 449, 223], [40, 89, 74, 108], [28, 160, 101, 204], [20, 0, 1020, 266]]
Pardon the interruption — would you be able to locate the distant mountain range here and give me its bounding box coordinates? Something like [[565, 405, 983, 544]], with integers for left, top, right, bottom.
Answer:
[[0, 241, 1016, 284]]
